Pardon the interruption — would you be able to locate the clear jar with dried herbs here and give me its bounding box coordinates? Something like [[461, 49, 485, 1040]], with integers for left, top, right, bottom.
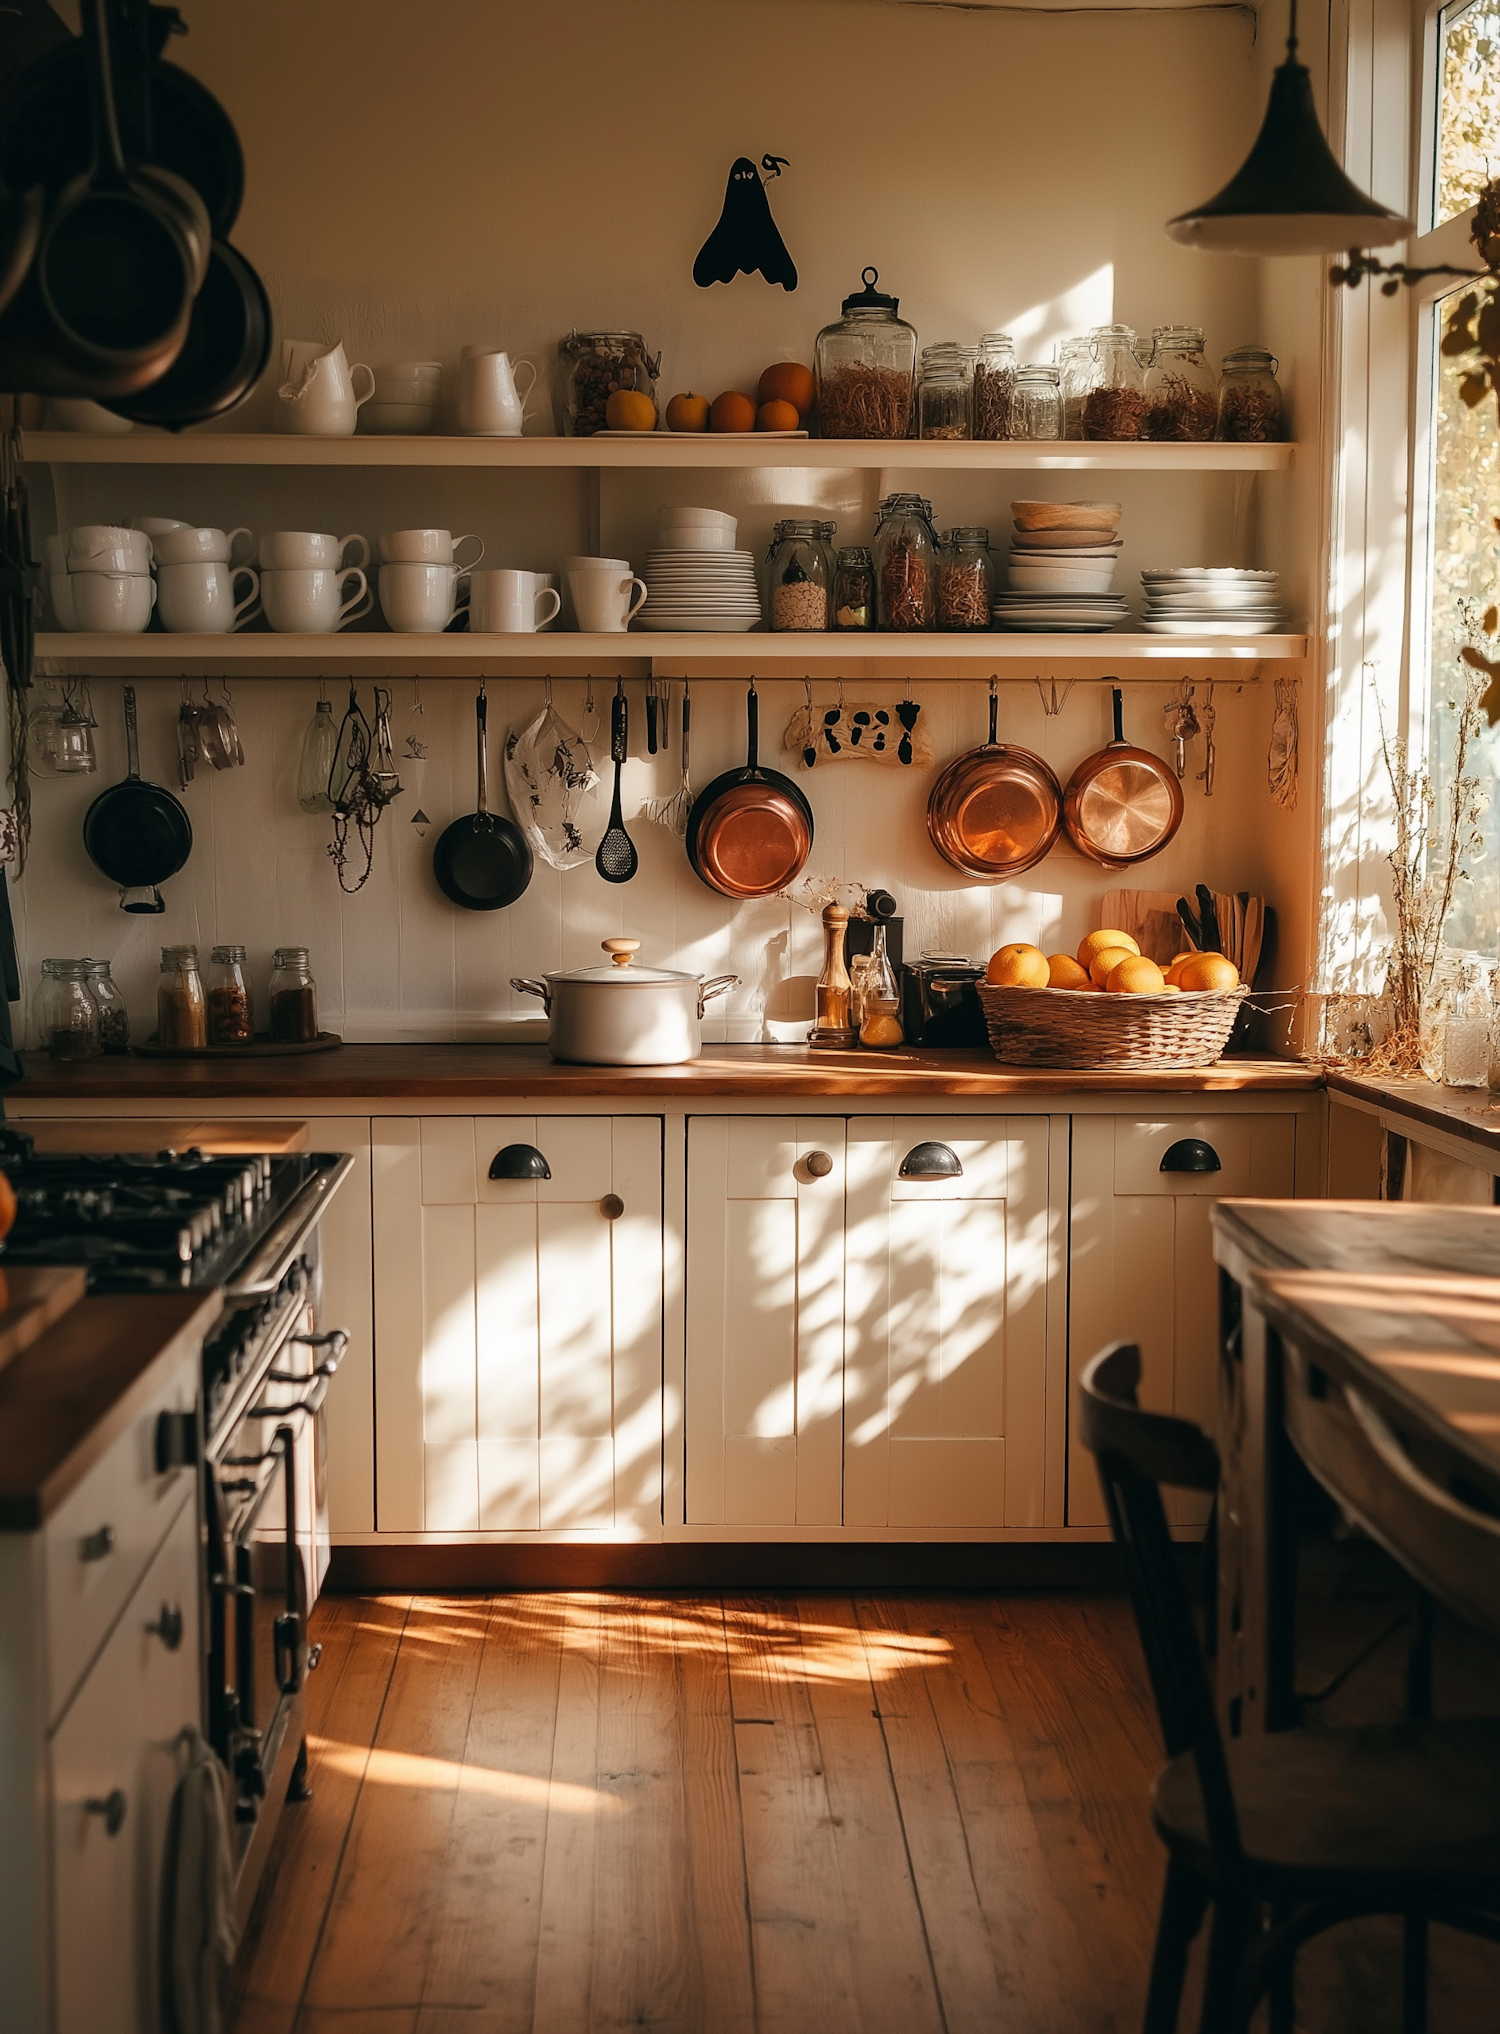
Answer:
[[815, 268, 918, 440], [1058, 336, 1094, 439], [207, 943, 254, 1045], [37, 959, 100, 1061], [84, 958, 129, 1053], [270, 947, 319, 1043], [833, 546, 875, 630], [157, 944, 207, 1050], [1013, 365, 1062, 441], [557, 330, 661, 438], [938, 527, 994, 632], [973, 332, 1017, 440], [917, 342, 972, 439], [766, 520, 834, 632], [1082, 324, 1148, 440], [874, 494, 938, 632], [1216, 345, 1283, 442], [1144, 326, 1217, 441]]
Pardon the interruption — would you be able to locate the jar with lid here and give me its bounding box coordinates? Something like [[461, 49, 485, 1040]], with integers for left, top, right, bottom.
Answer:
[[557, 331, 661, 438], [1216, 345, 1283, 442], [1082, 324, 1148, 440], [766, 520, 834, 631], [858, 924, 904, 1046], [1058, 336, 1094, 438], [207, 943, 254, 1045], [917, 343, 972, 440], [973, 332, 1017, 440], [814, 268, 918, 439], [1013, 365, 1062, 441], [157, 944, 206, 1050], [269, 947, 319, 1043], [84, 958, 129, 1053], [37, 959, 100, 1061], [1144, 327, 1216, 441], [874, 493, 938, 631], [938, 527, 995, 631], [833, 546, 875, 630], [1445, 960, 1490, 1086]]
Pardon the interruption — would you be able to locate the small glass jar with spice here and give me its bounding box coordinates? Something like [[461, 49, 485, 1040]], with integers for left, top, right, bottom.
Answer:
[[557, 330, 661, 438], [833, 546, 875, 631], [814, 269, 918, 440], [766, 520, 834, 631], [1013, 365, 1062, 441], [874, 493, 938, 632], [1216, 346, 1283, 442], [1144, 326, 1217, 441], [207, 943, 254, 1045], [1082, 324, 1148, 440], [973, 332, 1017, 440], [269, 947, 319, 1043], [84, 958, 129, 1053], [157, 944, 207, 1050], [938, 528, 995, 632], [37, 959, 101, 1061]]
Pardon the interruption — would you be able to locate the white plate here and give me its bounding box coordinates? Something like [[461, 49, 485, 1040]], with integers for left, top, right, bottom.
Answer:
[[1140, 618, 1287, 635], [638, 615, 764, 632], [1141, 568, 1278, 582], [1009, 528, 1124, 550], [995, 619, 1118, 632]]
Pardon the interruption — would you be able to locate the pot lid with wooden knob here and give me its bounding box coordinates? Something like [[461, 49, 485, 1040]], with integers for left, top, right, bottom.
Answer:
[[539, 938, 716, 985]]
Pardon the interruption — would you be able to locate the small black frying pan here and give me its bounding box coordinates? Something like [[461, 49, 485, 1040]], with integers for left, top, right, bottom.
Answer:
[[104, 236, 271, 430], [433, 690, 532, 911], [83, 684, 192, 912]]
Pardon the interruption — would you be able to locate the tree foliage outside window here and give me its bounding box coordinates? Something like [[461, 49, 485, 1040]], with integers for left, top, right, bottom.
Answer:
[[1436, 0, 1500, 227]]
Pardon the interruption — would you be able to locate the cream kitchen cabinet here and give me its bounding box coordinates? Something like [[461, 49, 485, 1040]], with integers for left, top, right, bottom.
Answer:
[[372, 1116, 663, 1534]]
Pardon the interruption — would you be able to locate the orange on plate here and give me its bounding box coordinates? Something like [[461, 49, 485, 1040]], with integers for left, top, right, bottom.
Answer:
[[1177, 952, 1241, 992], [1047, 954, 1093, 991], [665, 391, 710, 432], [1106, 955, 1167, 995], [604, 388, 657, 432], [986, 942, 1050, 988], [757, 398, 799, 432], [709, 390, 758, 433], [1089, 945, 1138, 988], [1078, 928, 1140, 970], [757, 361, 816, 415]]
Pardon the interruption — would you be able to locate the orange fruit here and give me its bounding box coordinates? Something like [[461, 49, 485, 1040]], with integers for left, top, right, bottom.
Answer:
[[986, 942, 1050, 988], [665, 391, 709, 432], [1177, 952, 1241, 993], [1078, 928, 1140, 970], [1089, 945, 1138, 987], [757, 398, 799, 432], [0, 1167, 14, 1242], [605, 388, 656, 432], [1047, 954, 1092, 991], [757, 361, 816, 415], [709, 390, 758, 433], [1106, 955, 1167, 995]]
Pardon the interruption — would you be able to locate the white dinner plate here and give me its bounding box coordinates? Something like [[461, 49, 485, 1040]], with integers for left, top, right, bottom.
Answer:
[[1140, 618, 1288, 635]]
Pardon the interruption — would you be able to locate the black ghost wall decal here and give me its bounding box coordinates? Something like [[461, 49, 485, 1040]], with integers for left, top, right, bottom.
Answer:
[[694, 155, 798, 291]]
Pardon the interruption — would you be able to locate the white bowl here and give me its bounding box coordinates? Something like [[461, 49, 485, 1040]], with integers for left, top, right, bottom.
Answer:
[[1008, 563, 1118, 594], [359, 401, 438, 435], [660, 505, 737, 527], [654, 527, 738, 551]]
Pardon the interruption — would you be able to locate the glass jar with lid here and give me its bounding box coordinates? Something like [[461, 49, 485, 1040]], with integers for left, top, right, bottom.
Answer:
[[1216, 345, 1283, 442], [269, 947, 319, 1043], [1082, 324, 1148, 439], [766, 519, 835, 631], [557, 330, 661, 438], [814, 268, 918, 439], [917, 342, 972, 440], [37, 959, 100, 1061], [973, 332, 1017, 440], [1013, 364, 1062, 441], [833, 546, 875, 631], [874, 493, 938, 631], [938, 527, 995, 632], [157, 944, 206, 1050], [1058, 336, 1094, 439], [1144, 326, 1217, 441], [207, 943, 254, 1045], [84, 958, 129, 1053]]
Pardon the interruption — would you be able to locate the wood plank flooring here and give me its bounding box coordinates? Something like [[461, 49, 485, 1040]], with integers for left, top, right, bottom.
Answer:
[[232, 1591, 1498, 2034]]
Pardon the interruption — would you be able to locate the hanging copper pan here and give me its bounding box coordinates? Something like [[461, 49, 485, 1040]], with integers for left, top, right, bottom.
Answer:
[[926, 684, 1063, 880], [686, 683, 813, 898], [1062, 684, 1183, 869]]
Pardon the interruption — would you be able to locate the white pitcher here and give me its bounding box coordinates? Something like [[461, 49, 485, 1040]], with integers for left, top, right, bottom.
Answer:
[[276, 339, 375, 436], [456, 345, 537, 436]]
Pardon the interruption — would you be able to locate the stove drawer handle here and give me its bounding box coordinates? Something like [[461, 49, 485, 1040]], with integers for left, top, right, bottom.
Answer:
[[293, 1328, 349, 1377], [85, 1790, 127, 1837], [80, 1525, 115, 1563], [155, 1410, 198, 1474], [274, 1611, 302, 1696], [147, 1602, 184, 1651]]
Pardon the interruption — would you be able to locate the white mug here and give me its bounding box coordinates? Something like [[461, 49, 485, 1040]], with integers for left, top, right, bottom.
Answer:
[[151, 523, 255, 568], [569, 568, 647, 634], [70, 571, 156, 632], [378, 528, 484, 569], [261, 565, 372, 633], [456, 345, 537, 436], [530, 570, 559, 629], [131, 516, 187, 537], [259, 530, 370, 572], [157, 561, 261, 633], [67, 524, 152, 572], [470, 568, 562, 634], [565, 554, 631, 573], [47, 575, 75, 629], [276, 339, 375, 436], [378, 561, 471, 633]]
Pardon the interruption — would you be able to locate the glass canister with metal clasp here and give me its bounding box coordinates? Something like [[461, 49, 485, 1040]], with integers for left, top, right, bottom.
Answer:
[[157, 944, 206, 1050], [938, 527, 995, 632], [270, 946, 319, 1043], [766, 519, 835, 631], [814, 268, 918, 439], [557, 330, 662, 438], [874, 493, 938, 631], [973, 331, 1017, 440], [1144, 326, 1217, 441], [37, 959, 101, 1060], [1082, 324, 1148, 439], [84, 958, 129, 1053], [1216, 345, 1283, 442], [833, 546, 875, 630]]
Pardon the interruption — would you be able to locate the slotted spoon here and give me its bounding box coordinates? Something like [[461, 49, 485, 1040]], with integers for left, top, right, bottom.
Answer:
[[595, 680, 638, 883]]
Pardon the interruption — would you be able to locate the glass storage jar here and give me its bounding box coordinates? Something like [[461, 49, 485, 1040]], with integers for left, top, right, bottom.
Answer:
[[938, 527, 995, 631], [269, 946, 319, 1042], [874, 493, 938, 631], [1058, 336, 1094, 439], [973, 332, 1017, 440], [833, 546, 875, 630], [1144, 326, 1217, 441], [766, 520, 834, 631], [157, 944, 206, 1050], [814, 268, 918, 440], [84, 958, 129, 1053], [917, 342, 972, 439], [1013, 364, 1062, 441], [207, 943, 254, 1045], [37, 959, 100, 1061], [1082, 324, 1148, 439], [1216, 345, 1283, 441], [1445, 960, 1490, 1086], [557, 330, 661, 438]]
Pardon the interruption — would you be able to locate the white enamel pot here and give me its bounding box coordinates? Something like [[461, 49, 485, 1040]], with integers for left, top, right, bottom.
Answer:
[[511, 939, 738, 1064]]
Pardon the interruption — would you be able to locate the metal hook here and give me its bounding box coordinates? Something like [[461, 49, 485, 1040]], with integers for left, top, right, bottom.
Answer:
[[543, 673, 553, 710], [804, 676, 813, 709], [1033, 676, 1075, 717]]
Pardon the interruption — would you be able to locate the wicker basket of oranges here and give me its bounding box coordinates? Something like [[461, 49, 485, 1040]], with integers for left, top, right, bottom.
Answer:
[[977, 932, 1249, 1070]]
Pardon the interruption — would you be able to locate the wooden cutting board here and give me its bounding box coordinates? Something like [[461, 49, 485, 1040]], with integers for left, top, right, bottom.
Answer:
[[0, 1265, 88, 1377]]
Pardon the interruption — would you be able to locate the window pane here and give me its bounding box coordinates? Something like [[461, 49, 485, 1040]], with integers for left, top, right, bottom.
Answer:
[[1425, 283, 1500, 949], [1435, 0, 1500, 227]]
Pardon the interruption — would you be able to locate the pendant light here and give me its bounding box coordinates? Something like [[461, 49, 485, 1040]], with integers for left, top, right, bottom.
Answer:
[[1166, 0, 1412, 255]]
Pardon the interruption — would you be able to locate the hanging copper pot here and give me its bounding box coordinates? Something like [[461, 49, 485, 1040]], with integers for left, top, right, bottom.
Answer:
[[686, 684, 813, 898], [1062, 684, 1183, 869], [926, 684, 1063, 880]]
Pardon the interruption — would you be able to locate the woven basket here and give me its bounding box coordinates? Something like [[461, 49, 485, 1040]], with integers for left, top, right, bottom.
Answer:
[[977, 982, 1250, 1070]]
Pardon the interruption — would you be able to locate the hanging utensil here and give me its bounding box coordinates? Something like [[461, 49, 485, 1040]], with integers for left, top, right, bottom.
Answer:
[[926, 676, 1063, 880], [1197, 679, 1217, 797], [432, 688, 532, 910], [1062, 684, 1184, 870], [686, 682, 812, 899], [645, 674, 659, 756], [82, 682, 192, 911], [643, 681, 693, 837], [596, 680, 639, 884]]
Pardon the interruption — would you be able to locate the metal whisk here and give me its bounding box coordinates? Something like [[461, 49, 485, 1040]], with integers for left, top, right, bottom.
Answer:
[[643, 681, 693, 837]]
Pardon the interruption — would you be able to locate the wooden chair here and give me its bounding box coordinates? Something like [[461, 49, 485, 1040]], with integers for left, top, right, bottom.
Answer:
[[1078, 1341, 1500, 2034]]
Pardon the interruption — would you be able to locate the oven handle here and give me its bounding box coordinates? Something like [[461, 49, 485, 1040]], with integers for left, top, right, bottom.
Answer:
[[241, 1371, 331, 1422], [267, 1328, 349, 1384], [224, 1156, 356, 1299], [273, 1423, 306, 1697]]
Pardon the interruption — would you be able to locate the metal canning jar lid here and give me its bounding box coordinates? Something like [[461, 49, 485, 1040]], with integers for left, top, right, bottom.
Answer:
[[161, 944, 199, 967], [210, 943, 246, 964]]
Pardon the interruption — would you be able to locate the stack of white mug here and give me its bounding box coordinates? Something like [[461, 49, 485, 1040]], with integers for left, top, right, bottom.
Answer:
[[47, 524, 158, 632], [377, 529, 485, 632], [258, 532, 373, 632], [567, 555, 648, 633], [140, 517, 260, 633]]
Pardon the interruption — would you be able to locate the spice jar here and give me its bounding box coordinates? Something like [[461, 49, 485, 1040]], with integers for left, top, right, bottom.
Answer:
[[557, 330, 661, 438], [766, 519, 834, 631], [917, 343, 972, 440], [858, 924, 904, 1047], [1013, 365, 1062, 441], [84, 958, 129, 1054], [1058, 336, 1094, 439], [814, 268, 918, 440], [37, 959, 101, 1061], [973, 332, 1017, 440], [207, 943, 254, 1045], [938, 528, 995, 632], [157, 944, 206, 1050], [833, 546, 875, 630], [874, 493, 938, 632], [1082, 324, 1148, 440], [1144, 326, 1217, 441], [1216, 345, 1283, 442], [269, 946, 319, 1043]]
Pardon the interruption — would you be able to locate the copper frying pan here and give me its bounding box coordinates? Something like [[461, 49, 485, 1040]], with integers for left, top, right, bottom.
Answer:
[[926, 684, 1063, 880], [1062, 685, 1183, 869], [686, 684, 813, 898]]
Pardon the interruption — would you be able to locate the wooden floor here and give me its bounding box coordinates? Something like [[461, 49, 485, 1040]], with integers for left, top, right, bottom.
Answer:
[[232, 1591, 1498, 2034]]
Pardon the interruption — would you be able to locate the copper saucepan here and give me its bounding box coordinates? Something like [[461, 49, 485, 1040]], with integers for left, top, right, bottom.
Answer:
[[686, 684, 813, 898], [926, 684, 1063, 880], [1062, 684, 1184, 869]]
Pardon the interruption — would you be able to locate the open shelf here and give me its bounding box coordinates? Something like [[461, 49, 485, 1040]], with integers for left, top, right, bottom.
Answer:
[[18, 431, 1295, 473]]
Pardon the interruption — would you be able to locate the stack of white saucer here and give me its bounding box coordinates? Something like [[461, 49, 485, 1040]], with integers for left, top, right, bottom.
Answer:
[[639, 508, 762, 633], [1140, 568, 1287, 635], [992, 498, 1128, 633]]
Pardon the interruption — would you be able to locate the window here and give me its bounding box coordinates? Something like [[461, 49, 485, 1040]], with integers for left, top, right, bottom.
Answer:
[[1434, 0, 1500, 228]]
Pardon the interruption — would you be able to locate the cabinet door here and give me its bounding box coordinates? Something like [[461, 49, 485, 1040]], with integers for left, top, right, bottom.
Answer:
[[51, 1492, 200, 2034], [373, 1116, 663, 1534], [1068, 1112, 1297, 1527], [685, 1118, 846, 1526], [844, 1117, 1051, 1530]]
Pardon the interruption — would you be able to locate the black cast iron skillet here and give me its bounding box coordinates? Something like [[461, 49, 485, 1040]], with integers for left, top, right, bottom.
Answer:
[[686, 683, 813, 899], [103, 235, 270, 429], [433, 690, 533, 911], [83, 683, 192, 911]]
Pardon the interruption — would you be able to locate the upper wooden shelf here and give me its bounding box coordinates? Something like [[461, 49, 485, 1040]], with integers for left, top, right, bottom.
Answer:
[[18, 431, 1296, 473]]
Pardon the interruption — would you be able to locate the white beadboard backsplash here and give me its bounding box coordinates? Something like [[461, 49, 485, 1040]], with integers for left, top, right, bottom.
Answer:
[[13, 675, 1297, 1047]]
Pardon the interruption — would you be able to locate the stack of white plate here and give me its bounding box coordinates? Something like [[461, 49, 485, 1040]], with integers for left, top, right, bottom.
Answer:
[[641, 507, 763, 632], [1140, 568, 1287, 635], [991, 591, 1130, 633], [996, 499, 1126, 630]]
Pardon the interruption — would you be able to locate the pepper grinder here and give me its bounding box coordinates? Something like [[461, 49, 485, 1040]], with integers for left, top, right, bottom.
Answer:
[[809, 901, 859, 1050]]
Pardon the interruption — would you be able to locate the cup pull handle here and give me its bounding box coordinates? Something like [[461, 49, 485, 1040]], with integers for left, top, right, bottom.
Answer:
[[898, 1141, 963, 1180]]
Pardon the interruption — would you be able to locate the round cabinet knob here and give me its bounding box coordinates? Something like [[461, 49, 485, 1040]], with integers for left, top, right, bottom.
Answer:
[[489, 1143, 552, 1181], [600, 1193, 625, 1220], [147, 1602, 184, 1651], [898, 1141, 963, 1180], [804, 1150, 834, 1178], [85, 1790, 127, 1837]]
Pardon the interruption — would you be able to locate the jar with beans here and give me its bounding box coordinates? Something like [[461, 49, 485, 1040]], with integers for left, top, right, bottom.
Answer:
[[766, 520, 835, 631], [557, 331, 661, 438], [208, 943, 254, 1045]]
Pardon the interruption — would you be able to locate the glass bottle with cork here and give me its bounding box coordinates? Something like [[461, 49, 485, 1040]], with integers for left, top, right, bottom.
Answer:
[[269, 947, 319, 1043]]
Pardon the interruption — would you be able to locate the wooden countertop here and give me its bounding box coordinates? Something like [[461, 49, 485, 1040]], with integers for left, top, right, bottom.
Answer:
[[1326, 1069, 1500, 1160], [1214, 1196, 1500, 1279], [9, 1043, 1323, 1102]]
